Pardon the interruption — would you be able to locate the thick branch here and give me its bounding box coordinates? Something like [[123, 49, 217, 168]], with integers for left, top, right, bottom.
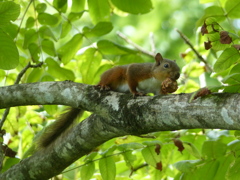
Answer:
[[0, 81, 240, 179]]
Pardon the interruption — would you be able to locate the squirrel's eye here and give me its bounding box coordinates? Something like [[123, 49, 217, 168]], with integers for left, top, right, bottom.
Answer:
[[164, 64, 169, 68]]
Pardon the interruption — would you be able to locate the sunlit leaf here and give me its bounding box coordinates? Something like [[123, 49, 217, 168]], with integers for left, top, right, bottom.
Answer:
[[23, 29, 38, 49], [68, 11, 85, 21], [0, 29, 19, 70], [213, 47, 240, 73], [99, 156, 116, 180], [41, 39, 56, 56], [225, 0, 240, 18], [88, 0, 110, 24], [226, 157, 240, 179], [0, 1, 20, 27], [71, 0, 85, 12], [111, 0, 153, 14], [57, 33, 83, 64], [35, 3, 47, 13], [38, 13, 59, 26], [202, 141, 227, 159], [81, 162, 95, 180], [26, 17, 35, 28], [142, 145, 161, 170], [53, 0, 67, 13], [46, 57, 75, 80], [28, 43, 40, 62], [83, 22, 113, 38], [97, 40, 136, 55], [39, 26, 57, 41]]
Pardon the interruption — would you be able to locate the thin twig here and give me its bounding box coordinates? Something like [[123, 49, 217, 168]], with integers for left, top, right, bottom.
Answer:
[[117, 31, 155, 58], [176, 29, 213, 72], [149, 32, 156, 53], [0, 62, 43, 129]]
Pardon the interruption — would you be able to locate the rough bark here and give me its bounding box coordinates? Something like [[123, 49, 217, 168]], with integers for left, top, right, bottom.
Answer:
[[0, 81, 240, 179]]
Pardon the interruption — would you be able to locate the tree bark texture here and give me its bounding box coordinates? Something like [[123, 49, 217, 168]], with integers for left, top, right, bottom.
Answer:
[[0, 81, 240, 179]]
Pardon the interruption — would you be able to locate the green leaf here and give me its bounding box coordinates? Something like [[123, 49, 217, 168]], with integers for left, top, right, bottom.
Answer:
[[111, 0, 153, 14], [35, 3, 47, 13], [141, 145, 161, 169], [196, 6, 225, 27], [41, 39, 56, 56], [23, 29, 38, 49], [38, 13, 59, 26], [71, 0, 85, 12], [60, 21, 72, 39], [213, 47, 240, 73], [0, 1, 20, 27], [57, 33, 83, 64], [222, 73, 240, 84], [81, 162, 95, 180], [0, 29, 19, 70], [28, 43, 40, 62], [27, 68, 44, 83], [118, 54, 144, 65], [88, 0, 111, 24], [118, 143, 144, 151], [26, 17, 35, 29], [43, 105, 58, 115], [228, 140, 240, 157], [46, 57, 75, 81], [83, 22, 113, 38], [79, 48, 102, 84], [174, 160, 200, 173], [97, 40, 136, 55], [53, 0, 67, 13], [201, 141, 227, 159], [121, 151, 137, 168], [1, 23, 18, 39], [214, 154, 235, 180], [226, 157, 240, 180], [99, 156, 116, 180], [183, 142, 201, 159], [39, 26, 57, 41], [68, 11, 85, 22], [225, 0, 240, 18]]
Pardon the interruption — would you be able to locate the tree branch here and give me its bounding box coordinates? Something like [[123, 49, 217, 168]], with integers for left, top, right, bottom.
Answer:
[[0, 81, 240, 179]]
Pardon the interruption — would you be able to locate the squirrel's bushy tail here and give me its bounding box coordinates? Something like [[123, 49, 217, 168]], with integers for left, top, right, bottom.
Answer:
[[37, 108, 83, 149]]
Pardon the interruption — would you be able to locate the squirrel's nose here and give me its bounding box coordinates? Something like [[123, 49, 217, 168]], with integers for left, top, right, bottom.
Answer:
[[172, 72, 180, 80]]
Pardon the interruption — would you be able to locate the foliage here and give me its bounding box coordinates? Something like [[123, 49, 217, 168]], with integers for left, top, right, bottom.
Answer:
[[0, 0, 240, 179]]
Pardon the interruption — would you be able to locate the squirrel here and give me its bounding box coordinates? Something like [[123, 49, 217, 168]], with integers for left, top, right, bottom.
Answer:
[[36, 53, 180, 149]]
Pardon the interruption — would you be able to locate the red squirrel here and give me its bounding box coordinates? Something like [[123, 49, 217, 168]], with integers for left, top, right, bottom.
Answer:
[[37, 53, 180, 148]]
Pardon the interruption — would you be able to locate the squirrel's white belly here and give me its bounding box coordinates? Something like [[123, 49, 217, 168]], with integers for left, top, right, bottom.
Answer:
[[137, 78, 162, 95]]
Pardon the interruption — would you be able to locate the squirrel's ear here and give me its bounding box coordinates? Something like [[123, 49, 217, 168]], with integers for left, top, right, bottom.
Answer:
[[155, 53, 163, 66]]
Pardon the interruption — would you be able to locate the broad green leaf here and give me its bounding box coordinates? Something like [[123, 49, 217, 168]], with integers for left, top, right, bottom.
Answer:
[[1, 23, 18, 39], [81, 162, 95, 180], [121, 151, 137, 168], [118, 54, 144, 65], [43, 105, 58, 115], [28, 43, 40, 62], [57, 33, 83, 64], [228, 140, 240, 157], [222, 73, 240, 84], [118, 143, 144, 151], [46, 58, 75, 81], [60, 21, 72, 39], [99, 156, 116, 180], [53, 0, 67, 13], [0, 29, 19, 70], [26, 17, 35, 28], [79, 48, 102, 84], [41, 39, 56, 56], [38, 13, 59, 26], [141, 145, 161, 169], [27, 68, 44, 83], [225, 0, 240, 18], [97, 40, 136, 55], [71, 0, 85, 12], [101, 145, 117, 156], [174, 160, 200, 173], [23, 29, 38, 49], [201, 141, 227, 159], [223, 85, 240, 93], [0, 1, 20, 27], [214, 48, 240, 72], [183, 142, 201, 159], [196, 6, 225, 27], [68, 11, 85, 22], [213, 154, 235, 180], [88, 0, 110, 24], [111, 0, 153, 14], [39, 26, 57, 41], [226, 157, 240, 180], [83, 22, 113, 38], [35, 3, 47, 13]]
